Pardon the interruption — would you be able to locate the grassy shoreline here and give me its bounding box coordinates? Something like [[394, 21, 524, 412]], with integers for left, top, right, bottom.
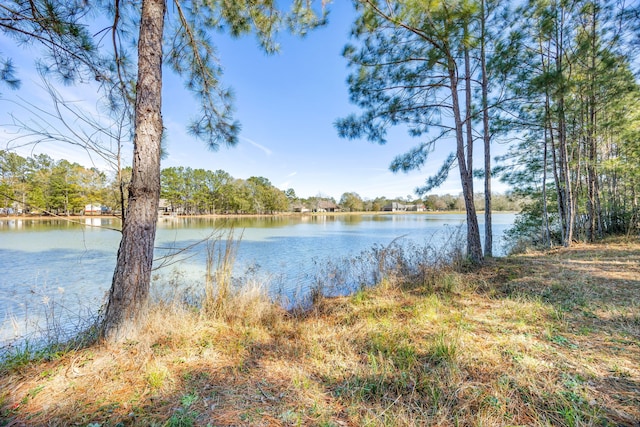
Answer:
[[1, 238, 638, 426]]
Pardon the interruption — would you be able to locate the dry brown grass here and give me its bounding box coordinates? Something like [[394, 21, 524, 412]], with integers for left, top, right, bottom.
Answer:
[[1, 237, 639, 426]]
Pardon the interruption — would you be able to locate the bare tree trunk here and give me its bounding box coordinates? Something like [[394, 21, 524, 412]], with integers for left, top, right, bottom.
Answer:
[[450, 61, 483, 264], [549, 108, 565, 242], [464, 25, 474, 193], [586, 113, 598, 241], [542, 125, 552, 247], [556, 4, 574, 247], [586, 3, 601, 242], [558, 102, 574, 246], [480, 0, 492, 257], [558, 99, 574, 245], [539, 33, 565, 246], [101, 0, 166, 341]]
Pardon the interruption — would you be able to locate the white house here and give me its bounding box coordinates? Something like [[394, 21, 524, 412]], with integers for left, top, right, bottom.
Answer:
[[84, 204, 102, 215]]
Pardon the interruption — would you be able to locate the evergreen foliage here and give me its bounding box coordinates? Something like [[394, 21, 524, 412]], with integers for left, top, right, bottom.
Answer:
[[336, 0, 513, 262], [495, 0, 640, 247]]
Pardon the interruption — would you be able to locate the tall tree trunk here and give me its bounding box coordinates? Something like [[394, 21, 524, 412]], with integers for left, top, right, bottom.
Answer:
[[586, 110, 598, 241], [539, 33, 565, 246], [586, 2, 600, 241], [101, 0, 166, 341], [464, 24, 474, 190], [558, 96, 574, 245], [449, 62, 483, 264], [556, 3, 574, 246], [542, 125, 552, 247], [558, 98, 574, 246], [480, 0, 493, 257], [549, 108, 565, 243]]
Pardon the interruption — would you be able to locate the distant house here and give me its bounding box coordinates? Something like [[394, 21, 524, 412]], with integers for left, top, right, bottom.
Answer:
[[84, 204, 102, 215], [158, 198, 174, 215], [314, 200, 340, 213], [382, 202, 407, 212], [383, 202, 425, 212], [292, 203, 311, 213], [406, 204, 426, 212]]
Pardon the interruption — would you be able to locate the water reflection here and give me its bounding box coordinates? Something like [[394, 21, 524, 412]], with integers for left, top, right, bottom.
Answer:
[[0, 217, 119, 231]]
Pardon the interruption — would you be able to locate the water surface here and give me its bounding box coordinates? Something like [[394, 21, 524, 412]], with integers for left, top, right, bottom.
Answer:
[[0, 213, 514, 345]]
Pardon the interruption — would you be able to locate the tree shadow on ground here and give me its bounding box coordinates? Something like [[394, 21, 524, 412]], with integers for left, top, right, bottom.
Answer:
[[477, 242, 640, 426]]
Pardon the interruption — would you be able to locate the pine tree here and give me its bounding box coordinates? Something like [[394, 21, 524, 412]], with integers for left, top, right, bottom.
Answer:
[[337, 0, 504, 263]]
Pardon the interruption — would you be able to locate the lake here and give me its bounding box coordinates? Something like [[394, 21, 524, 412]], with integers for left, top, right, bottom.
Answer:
[[0, 213, 515, 346]]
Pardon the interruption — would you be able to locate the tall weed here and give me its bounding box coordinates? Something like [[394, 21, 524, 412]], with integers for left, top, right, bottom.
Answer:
[[203, 228, 241, 316], [304, 225, 467, 305], [1, 286, 99, 367]]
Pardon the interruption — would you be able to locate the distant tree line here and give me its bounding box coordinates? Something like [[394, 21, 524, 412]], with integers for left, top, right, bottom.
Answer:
[[338, 192, 522, 213], [1, 150, 522, 216], [159, 167, 290, 214], [0, 151, 120, 215]]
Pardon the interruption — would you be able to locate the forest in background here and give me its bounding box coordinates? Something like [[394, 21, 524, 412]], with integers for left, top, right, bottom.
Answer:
[[337, 0, 640, 254], [0, 150, 523, 215]]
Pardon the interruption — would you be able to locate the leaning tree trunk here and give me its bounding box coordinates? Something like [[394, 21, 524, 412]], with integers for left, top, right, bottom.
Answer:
[[101, 0, 166, 341]]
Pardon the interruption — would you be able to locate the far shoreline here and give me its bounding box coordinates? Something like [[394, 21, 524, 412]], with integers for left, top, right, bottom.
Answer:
[[0, 210, 516, 222]]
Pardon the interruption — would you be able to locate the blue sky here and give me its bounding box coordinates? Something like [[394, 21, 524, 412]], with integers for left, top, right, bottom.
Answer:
[[1, 1, 508, 201]]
